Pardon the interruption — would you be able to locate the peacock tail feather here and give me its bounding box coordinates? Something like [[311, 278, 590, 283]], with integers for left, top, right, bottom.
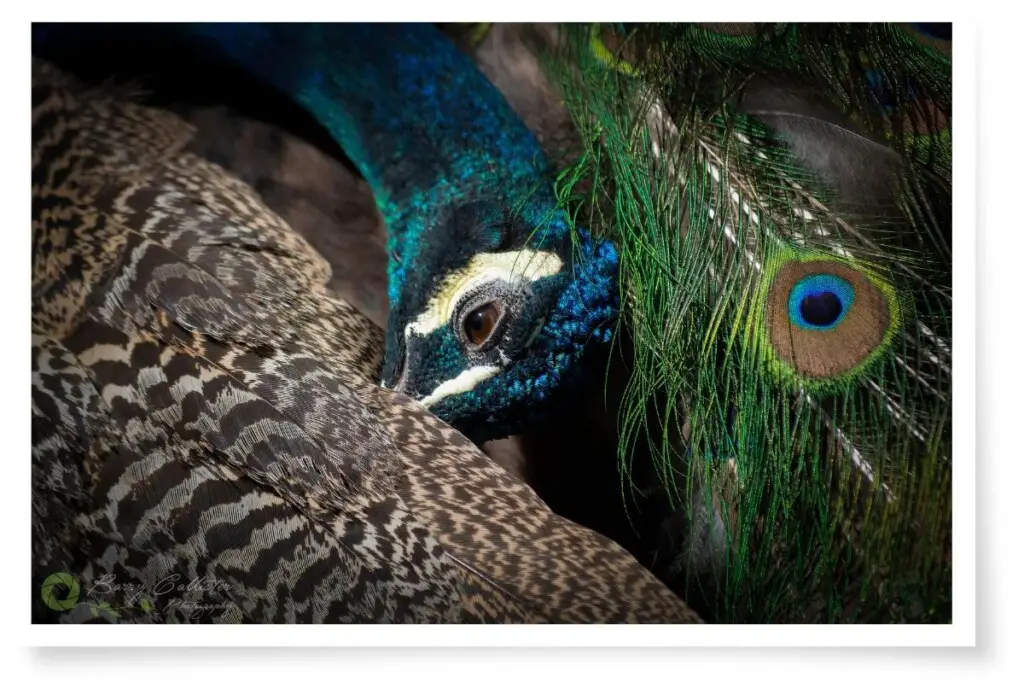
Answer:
[[541, 23, 952, 623], [32, 21, 952, 623]]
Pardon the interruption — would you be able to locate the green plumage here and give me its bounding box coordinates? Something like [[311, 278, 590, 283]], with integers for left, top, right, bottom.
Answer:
[[31, 55, 700, 625], [542, 23, 952, 623]]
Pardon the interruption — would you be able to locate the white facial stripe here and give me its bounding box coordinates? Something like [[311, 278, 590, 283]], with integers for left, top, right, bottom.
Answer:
[[419, 365, 501, 408], [406, 249, 563, 338]]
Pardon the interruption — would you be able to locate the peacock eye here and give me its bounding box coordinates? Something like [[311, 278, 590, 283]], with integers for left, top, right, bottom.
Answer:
[[462, 301, 502, 347], [787, 273, 855, 331]]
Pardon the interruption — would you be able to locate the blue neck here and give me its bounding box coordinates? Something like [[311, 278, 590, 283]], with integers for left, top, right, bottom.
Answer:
[[188, 23, 562, 302], [31, 21, 622, 440]]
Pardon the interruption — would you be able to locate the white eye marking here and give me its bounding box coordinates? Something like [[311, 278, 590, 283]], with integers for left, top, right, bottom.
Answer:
[[406, 249, 563, 338], [419, 365, 501, 408]]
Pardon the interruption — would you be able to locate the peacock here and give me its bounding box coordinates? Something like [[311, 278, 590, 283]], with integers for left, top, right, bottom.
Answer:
[[32, 22, 953, 624], [30, 47, 700, 624], [426, 22, 952, 623]]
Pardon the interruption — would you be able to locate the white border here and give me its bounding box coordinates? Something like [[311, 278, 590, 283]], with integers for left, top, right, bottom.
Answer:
[[4, 0, 984, 659]]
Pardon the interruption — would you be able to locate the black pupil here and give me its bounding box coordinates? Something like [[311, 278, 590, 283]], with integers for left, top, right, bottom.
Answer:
[[468, 310, 487, 332], [800, 291, 843, 327], [464, 304, 499, 344]]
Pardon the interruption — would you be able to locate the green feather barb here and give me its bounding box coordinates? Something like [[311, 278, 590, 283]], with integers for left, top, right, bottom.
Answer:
[[544, 23, 952, 623]]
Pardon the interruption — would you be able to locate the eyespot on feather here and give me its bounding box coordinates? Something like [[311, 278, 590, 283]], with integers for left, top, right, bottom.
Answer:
[[749, 249, 903, 387], [786, 273, 854, 331]]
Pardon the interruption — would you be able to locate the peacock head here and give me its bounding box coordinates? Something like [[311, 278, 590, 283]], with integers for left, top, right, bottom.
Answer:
[[379, 198, 619, 442]]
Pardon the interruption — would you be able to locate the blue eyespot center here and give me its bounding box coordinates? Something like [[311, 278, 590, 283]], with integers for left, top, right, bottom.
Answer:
[[787, 273, 855, 331]]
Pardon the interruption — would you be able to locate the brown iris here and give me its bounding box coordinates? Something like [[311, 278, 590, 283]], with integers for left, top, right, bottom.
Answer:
[[463, 302, 502, 346]]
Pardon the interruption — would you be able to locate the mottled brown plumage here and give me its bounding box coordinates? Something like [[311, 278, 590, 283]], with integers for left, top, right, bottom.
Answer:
[[31, 58, 700, 624]]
